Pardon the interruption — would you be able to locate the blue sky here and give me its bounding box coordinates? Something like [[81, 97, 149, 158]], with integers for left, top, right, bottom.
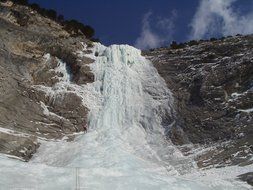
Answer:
[[29, 0, 253, 49]]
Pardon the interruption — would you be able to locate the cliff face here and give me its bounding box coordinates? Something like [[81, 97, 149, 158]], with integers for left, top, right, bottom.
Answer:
[[0, 0, 252, 176], [0, 2, 94, 161], [144, 36, 253, 169]]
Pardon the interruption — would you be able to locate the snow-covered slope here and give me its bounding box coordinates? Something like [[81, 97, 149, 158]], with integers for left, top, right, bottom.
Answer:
[[0, 43, 251, 190]]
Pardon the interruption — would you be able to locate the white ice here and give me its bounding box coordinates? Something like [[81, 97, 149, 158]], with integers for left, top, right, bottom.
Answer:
[[0, 43, 251, 190]]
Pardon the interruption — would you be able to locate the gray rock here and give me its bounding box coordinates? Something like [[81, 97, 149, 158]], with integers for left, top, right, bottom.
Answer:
[[144, 35, 253, 168], [0, 2, 94, 161], [0, 133, 39, 161], [238, 172, 253, 186]]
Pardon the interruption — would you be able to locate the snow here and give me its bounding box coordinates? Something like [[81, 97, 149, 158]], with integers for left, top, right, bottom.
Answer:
[[0, 127, 31, 138], [231, 92, 242, 98], [40, 101, 51, 116], [0, 43, 252, 189], [238, 108, 253, 113], [54, 60, 71, 82]]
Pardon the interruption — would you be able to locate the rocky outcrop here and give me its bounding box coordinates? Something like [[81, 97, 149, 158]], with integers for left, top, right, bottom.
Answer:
[[0, 133, 39, 161], [0, 1, 94, 160], [238, 172, 253, 186], [144, 35, 253, 169]]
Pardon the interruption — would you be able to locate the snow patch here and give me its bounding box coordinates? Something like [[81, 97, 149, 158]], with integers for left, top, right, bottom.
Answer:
[[238, 108, 253, 113]]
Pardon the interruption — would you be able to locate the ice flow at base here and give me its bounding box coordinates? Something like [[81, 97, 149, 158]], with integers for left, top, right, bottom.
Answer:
[[0, 43, 251, 190]]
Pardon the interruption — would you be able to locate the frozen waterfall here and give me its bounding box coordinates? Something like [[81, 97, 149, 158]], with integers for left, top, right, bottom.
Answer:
[[0, 43, 251, 190]]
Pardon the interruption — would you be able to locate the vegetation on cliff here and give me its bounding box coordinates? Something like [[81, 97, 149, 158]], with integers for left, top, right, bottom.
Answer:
[[0, 0, 97, 40]]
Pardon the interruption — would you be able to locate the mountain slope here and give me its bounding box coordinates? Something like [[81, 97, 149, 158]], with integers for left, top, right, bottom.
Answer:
[[144, 36, 253, 169], [0, 1, 94, 160], [0, 1, 252, 188]]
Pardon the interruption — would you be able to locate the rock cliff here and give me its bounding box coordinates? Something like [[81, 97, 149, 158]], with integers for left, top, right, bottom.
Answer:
[[0, 1, 94, 161], [144, 35, 253, 169]]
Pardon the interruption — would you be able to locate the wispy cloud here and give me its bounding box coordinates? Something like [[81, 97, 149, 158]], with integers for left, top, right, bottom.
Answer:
[[135, 11, 177, 50], [189, 0, 253, 40]]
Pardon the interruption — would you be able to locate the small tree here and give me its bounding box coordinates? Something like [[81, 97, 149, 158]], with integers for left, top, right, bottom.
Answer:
[[188, 40, 199, 46], [91, 38, 100, 42], [170, 41, 185, 49], [82, 25, 95, 38], [37, 8, 46, 16], [170, 41, 178, 49], [210, 37, 217, 42], [30, 3, 40, 11], [12, 0, 28, 5], [57, 14, 64, 22], [46, 9, 57, 20]]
